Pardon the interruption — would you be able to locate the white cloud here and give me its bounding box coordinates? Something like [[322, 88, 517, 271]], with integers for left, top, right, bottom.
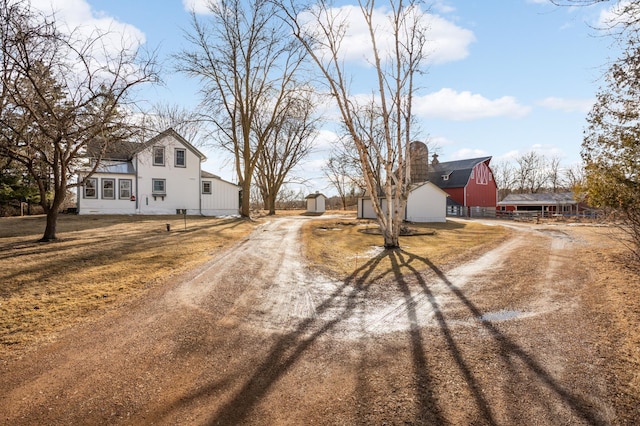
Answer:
[[301, 4, 474, 66], [313, 129, 340, 150], [450, 148, 489, 160], [182, 0, 214, 15], [414, 88, 531, 120], [537, 97, 594, 113], [30, 0, 145, 50], [432, 1, 456, 14]]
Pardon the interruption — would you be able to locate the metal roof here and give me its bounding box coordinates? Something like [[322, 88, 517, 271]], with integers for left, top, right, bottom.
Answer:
[[497, 192, 577, 206]]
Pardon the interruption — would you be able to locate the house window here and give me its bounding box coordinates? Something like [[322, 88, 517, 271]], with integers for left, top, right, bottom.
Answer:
[[175, 148, 186, 167], [202, 180, 212, 194], [119, 179, 132, 199], [152, 178, 166, 195], [102, 178, 115, 199], [84, 178, 97, 198], [153, 146, 165, 166]]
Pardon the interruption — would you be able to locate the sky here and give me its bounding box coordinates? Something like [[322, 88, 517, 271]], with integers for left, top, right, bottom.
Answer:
[[30, 0, 620, 194]]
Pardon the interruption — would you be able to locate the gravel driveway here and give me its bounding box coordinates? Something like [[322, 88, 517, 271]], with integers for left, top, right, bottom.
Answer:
[[0, 216, 618, 425]]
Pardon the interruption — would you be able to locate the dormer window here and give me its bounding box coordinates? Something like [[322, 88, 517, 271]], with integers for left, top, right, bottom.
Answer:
[[442, 172, 452, 181], [153, 146, 165, 166]]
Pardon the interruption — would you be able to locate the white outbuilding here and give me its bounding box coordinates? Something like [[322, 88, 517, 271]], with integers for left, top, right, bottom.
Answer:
[[357, 182, 448, 223], [305, 192, 327, 214]]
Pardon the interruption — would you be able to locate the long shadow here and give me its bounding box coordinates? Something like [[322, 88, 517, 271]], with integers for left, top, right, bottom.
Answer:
[[205, 253, 392, 425], [142, 252, 390, 424], [394, 248, 607, 425], [389, 249, 496, 424]]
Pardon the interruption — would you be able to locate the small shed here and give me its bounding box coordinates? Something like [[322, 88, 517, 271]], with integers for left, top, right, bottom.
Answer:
[[305, 192, 326, 214]]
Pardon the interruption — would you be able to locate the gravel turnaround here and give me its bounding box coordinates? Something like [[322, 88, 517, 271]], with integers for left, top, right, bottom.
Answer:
[[0, 216, 624, 425]]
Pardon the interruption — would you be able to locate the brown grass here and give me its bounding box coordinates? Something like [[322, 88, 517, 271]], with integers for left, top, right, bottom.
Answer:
[[300, 216, 509, 280], [0, 214, 256, 354]]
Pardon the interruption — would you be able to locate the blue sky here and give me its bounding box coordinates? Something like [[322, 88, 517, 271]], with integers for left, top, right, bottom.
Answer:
[[32, 0, 618, 193]]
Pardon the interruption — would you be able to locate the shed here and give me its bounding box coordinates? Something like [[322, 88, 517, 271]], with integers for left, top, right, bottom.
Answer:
[[305, 192, 326, 214], [357, 182, 448, 223]]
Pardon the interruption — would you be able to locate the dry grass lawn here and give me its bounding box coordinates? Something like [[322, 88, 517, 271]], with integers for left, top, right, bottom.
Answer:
[[301, 217, 508, 279], [0, 214, 256, 355]]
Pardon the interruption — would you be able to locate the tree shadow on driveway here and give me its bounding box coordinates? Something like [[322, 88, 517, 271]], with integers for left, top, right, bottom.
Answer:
[[154, 245, 607, 425], [386, 248, 607, 425]]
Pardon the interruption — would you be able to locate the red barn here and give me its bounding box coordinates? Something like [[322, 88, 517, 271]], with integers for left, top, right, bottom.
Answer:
[[427, 155, 497, 217]]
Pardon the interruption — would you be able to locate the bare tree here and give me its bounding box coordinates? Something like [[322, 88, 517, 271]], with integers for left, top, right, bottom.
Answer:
[[176, 0, 309, 217], [254, 89, 318, 215], [141, 103, 209, 147], [563, 163, 586, 192], [515, 151, 548, 194], [279, 0, 428, 248], [547, 156, 563, 193], [491, 160, 516, 200], [0, 0, 157, 241], [324, 157, 352, 210]]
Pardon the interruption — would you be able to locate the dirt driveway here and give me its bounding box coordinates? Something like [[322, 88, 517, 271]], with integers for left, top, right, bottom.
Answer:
[[0, 216, 626, 424]]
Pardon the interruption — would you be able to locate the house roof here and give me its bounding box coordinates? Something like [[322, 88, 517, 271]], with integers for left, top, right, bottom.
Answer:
[[201, 170, 239, 187], [426, 156, 492, 189], [95, 161, 135, 174], [86, 128, 207, 161], [497, 192, 577, 206]]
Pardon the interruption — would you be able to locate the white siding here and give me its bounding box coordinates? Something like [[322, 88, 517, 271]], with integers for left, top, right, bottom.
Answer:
[[78, 173, 136, 215], [136, 133, 201, 215], [201, 178, 240, 216], [306, 195, 326, 213], [358, 198, 379, 219], [357, 182, 447, 223], [405, 182, 447, 223]]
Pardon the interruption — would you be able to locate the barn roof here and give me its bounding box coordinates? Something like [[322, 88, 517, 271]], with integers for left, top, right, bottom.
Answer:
[[426, 157, 492, 189], [497, 192, 577, 206]]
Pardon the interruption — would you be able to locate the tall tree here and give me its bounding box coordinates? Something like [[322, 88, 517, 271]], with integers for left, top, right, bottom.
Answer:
[[583, 36, 640, 260], [177, 0, 309, 218], [279, 0, 428, 248], [254, 88, 318, 215], [0, 0, 158, 241]]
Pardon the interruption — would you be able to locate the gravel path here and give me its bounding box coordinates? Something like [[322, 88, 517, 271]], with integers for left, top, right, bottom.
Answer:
[[0, 216, 617, 425]]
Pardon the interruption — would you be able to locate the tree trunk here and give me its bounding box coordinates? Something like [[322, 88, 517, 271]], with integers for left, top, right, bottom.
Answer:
[[240, 180, 251, 217], [41, 207, 59, 242], [267, 193, 276, 215]]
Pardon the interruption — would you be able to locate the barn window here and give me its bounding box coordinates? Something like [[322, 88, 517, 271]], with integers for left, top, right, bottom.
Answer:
[[202, 180, 212, 194]]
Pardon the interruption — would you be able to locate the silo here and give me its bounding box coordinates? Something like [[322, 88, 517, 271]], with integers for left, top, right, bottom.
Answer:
[[409, 141, 429, 183]]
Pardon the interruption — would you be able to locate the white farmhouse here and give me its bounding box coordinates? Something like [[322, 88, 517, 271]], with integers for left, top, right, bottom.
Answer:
[[77, 128, 240, 216], [357, 182, 448, 223]]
